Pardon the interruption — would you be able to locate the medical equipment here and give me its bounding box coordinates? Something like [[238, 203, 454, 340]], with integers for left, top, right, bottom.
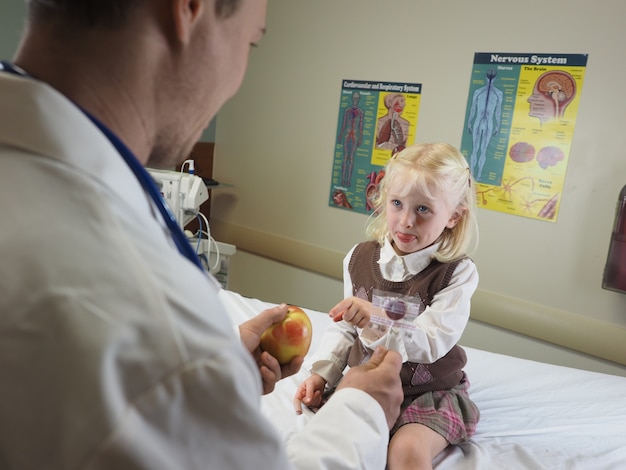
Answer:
[[147, 165, 237, 280], [147, 167, 209, 229], [147, 166, 222, 274]]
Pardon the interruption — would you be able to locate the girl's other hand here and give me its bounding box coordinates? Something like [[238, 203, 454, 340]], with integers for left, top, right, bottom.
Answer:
[[293, 373, 327, 414]]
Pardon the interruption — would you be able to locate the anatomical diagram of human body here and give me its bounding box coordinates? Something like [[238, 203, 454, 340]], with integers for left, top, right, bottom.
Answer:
[[527, 70, 576, 125], [467, 68, 503, 182], [376, 93, 409, 155], [337, 91, 365, 187]]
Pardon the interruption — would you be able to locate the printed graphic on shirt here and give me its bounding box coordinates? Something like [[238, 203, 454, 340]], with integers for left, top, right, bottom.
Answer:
[[360, 290, 424, 344]]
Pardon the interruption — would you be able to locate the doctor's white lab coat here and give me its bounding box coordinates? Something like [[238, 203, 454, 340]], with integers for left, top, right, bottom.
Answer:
[[0, 72, 389, 469]]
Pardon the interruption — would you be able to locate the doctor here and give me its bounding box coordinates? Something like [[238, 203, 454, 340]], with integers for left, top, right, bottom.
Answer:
[[0, 1, 403, 469]]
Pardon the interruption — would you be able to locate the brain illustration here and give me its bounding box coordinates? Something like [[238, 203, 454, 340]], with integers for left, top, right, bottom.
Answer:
[[509, 142, 536, 163], [537, 71, 576, 103], [536, 146, 565, 169]]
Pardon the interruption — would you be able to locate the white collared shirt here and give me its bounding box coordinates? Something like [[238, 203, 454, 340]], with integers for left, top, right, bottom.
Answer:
[[377, 238, 441, 282]]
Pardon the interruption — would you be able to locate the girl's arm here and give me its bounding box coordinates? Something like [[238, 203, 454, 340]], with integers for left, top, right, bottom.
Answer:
[[307, 247, 359, 387]]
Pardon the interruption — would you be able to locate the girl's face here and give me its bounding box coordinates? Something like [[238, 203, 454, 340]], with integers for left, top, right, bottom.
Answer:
[[385, 180, 461, 256]]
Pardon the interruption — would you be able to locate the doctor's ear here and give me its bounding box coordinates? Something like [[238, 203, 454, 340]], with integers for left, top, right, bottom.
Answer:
[[171, 0, 205, 45]]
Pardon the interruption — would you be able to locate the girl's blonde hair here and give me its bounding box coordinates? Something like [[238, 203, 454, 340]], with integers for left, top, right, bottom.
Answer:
[[365, 143, 479, 262]]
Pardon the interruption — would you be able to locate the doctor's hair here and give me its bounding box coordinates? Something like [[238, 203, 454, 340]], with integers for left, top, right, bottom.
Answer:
[[27, 0, 243, 28], [365, 142, 479, 262]]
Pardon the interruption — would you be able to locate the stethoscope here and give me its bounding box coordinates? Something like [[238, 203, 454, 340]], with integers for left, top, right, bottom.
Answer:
[[0, 61, 205, 272]]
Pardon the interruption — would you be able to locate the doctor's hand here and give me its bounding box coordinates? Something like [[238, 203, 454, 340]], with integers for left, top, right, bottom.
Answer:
[[329, 296, 375, 329], [336, 346, 403, 429], [239, 304, 304, 395]]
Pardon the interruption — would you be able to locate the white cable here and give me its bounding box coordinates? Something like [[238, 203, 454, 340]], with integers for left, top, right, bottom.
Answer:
[[197, 211, 221, 273], [180, 159, 194, 174]]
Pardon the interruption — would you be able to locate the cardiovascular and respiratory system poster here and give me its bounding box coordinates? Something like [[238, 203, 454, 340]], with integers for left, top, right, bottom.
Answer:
[[328, 79, 421, 214], [460, 52, 588, 222]]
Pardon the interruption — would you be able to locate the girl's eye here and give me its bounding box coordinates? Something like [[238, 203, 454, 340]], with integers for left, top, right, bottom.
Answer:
[[417, 205, 429, 213], [391, 199, 401, 207]]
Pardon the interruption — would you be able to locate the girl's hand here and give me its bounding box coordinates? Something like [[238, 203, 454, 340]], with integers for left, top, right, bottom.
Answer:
[[293, 373, 327, 414], [329, 297, 374, 328]]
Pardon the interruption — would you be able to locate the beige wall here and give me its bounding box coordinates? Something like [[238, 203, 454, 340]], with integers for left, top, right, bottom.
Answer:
[[212, 0, 626, 376]]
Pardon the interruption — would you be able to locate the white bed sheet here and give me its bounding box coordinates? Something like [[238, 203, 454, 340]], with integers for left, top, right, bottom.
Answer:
[[218, 290, 626, 470]]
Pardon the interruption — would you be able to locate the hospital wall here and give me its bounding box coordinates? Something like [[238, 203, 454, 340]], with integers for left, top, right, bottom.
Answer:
[[210, 0, 626, 377]]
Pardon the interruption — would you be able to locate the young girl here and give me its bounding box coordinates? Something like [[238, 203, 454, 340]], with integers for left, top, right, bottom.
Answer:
[[294, 143, 480, 469]]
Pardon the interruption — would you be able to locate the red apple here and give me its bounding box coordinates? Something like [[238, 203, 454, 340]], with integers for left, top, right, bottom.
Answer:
[[260, 305, 312, 365]]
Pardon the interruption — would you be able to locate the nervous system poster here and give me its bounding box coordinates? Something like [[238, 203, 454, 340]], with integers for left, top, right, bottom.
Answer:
[[460, 52, 588, 222]]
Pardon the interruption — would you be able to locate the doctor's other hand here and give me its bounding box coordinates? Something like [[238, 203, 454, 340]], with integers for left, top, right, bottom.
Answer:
[[337, 346, 403, 429], [239, 304, 304, 395]]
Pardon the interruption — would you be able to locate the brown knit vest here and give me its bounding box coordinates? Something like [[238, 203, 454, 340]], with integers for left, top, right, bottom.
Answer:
[[347, 241, 468, 398]]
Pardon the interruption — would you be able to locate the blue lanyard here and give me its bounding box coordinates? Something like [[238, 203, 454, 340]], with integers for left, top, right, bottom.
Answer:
[[1, 61, 205, 272], [84, 113, 205, 272]]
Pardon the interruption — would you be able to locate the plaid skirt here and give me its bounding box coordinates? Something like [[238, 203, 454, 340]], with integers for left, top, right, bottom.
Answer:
[[391, 373, 479, 445]]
